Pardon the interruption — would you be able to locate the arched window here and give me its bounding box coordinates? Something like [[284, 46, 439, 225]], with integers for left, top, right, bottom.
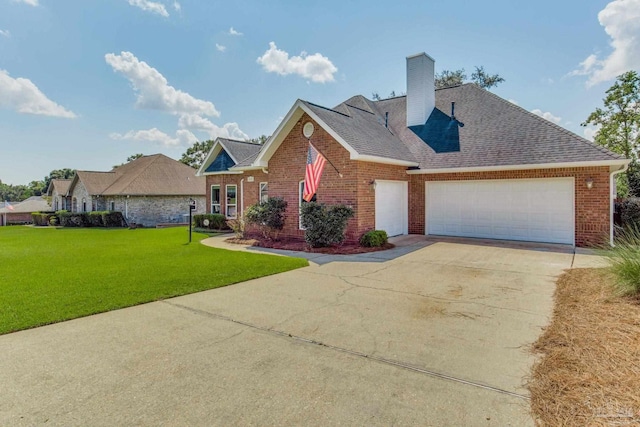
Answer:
[[82, 198, 87, 212], [72, 197, 77, 213]]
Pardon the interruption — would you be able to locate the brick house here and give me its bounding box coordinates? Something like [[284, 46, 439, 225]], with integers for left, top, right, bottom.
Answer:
[[66, 154, 205, 227], [0, 196, 51, 226], [198, 53, 628, 247]]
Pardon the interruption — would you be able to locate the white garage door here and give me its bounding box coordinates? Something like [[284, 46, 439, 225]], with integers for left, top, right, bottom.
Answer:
[[426, 178, 574, 244], [375, 180, 408, 237]]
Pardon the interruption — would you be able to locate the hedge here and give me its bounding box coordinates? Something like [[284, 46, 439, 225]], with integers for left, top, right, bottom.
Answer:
[[193, 213, 228, 230], [31, 212, 53, 227], [56, 211, 127, 228], [300, 202, 354, 248], [620, 198, 640, 229]]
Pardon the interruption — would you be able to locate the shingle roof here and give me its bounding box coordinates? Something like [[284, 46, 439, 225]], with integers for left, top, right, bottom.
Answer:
[[47, 179, 72, 196], [72, 154, 204, 196], [218, 138, 262, 164], [375, 84, 623, 169], [302, 99, 418, 163], [0, 196, 51, 213]]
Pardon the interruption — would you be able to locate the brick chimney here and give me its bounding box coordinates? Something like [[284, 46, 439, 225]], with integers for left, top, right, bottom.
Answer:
[[406, 52, 435, 127]]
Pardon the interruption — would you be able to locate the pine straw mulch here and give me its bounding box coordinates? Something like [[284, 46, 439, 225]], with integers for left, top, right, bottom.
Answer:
[[528, 268, 640, 426], [224, 237, 395, 255]]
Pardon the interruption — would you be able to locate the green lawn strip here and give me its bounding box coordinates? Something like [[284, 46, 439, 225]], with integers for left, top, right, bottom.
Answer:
[[0, 227, 307, 334]]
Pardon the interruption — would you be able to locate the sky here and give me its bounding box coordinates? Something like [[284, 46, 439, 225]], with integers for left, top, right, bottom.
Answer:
[[1, 0, 639, 185]]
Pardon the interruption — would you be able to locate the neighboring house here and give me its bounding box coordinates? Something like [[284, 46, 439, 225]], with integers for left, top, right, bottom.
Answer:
[[67, 154, 205, 227], [0, 196, 51, 226], [198, 53, 628, 247], [47, 179, 72, 211]]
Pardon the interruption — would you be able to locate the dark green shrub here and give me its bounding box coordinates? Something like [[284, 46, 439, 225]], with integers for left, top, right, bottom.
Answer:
[[603, 225, 640, 296], [359, 230, 388, 247], [57, 212, 89, 227], [245, 197, 287, 240], [300, 202, 354, 248], [101, 211, 127, 227], [31, 212, 52, 227], [193, 213, 228, 230], [620, 198, 640, 229], [88, 212, 104, 227]]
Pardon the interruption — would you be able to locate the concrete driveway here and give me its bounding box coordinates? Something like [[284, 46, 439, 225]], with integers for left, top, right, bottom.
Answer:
[[0, 236, 602, 426]]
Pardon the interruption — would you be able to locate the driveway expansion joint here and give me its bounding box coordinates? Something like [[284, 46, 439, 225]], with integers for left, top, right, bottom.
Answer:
[[161, 300, 530, 401]]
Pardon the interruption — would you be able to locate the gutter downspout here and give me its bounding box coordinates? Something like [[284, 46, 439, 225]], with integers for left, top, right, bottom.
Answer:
[[240, 179, 244, 217], [610, 164, 629, 246]]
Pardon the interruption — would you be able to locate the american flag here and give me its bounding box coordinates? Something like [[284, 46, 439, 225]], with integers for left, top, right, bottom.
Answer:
[[5, 201, 14, 211], [303, 143, 327, 202]]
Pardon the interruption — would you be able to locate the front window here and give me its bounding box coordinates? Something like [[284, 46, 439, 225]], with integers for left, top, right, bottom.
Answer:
[[82, 198, 87, 212], [260, 182, 268, 203], [226, 184, 237, 218], [72, 197, 77, 213], [109, 201, 115, 211], [299, 181, 316, 229], [211, 185, 221, 214]]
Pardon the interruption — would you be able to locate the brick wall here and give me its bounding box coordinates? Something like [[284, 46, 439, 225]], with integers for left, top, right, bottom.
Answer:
[[205, 170, 268, 218], [409, 166, 611, 247], [70, 180, 91, 212], [113, 195, 205, 227]]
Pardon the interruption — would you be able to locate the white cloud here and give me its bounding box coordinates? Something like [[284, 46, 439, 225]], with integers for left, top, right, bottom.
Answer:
[[13, 0, 39, 6], [583, 125, 601, 141], [570, 0, 640, 86], [173, 1, 181, 11], [0, 30, 10, 38], [110, 128, 197, 147], [0, 69, 76, 118], [105, 51, 219, 117], [531, 108, 561, 124], [228, 27, 243, 36], [215, 43, 226, 52], [127, 0, 169, 17], [257, 42, 338, 83], [178, 113, 249, 140]]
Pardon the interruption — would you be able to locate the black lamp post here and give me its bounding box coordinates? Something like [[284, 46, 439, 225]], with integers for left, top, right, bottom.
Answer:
[[188, 198, 196, 243]]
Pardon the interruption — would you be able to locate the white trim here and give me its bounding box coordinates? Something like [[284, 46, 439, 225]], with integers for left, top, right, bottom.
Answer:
[[201, 170, 244, 176], [610, 164, 628, 246], [230, 165, 263, 172], [196, 140, 223, 176], [259, 182, 268, 203], [298, 180, 305, 230], [210, 184, 221, 215], [407, 159, 630, 175], [225, 184, 237, 219], [356, 155, 418, 167]]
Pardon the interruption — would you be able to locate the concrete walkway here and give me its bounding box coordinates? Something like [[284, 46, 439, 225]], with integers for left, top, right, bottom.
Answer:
[[0, 235, 607, 426]]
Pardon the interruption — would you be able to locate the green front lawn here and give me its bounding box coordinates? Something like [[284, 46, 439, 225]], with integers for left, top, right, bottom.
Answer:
[[0, 227, 307, 335]]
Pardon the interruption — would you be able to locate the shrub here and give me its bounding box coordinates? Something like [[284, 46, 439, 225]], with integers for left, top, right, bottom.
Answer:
[[620, 198, 640, 229], [101, 211, 127, 227], [88, 211, 104, 227], [227, 217, 245, 239], [603, 225, 640, 296], [300, 202, 354, 248], [245, 197, 287, 240], [31, 212, 52, 227], [359, 230, 388, 247], [193, 213, 228, 230]]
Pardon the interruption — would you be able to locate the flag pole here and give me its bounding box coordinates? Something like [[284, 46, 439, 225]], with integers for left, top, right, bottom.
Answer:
[[308, 140, 343, 178]]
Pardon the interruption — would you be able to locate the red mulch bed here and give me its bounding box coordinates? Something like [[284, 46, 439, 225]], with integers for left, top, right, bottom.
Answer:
[[225, 237, 394, 254]]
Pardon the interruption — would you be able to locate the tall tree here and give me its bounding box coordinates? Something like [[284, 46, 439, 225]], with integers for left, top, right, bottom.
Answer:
[[435, 69, 467, 89], [180, 140, 215, 169], [470, 66, 505, 89], [435, 66, 504, 90], [43, 168, 76, 193], [246, 135, 270, 145], [582, 71, 640, 196]]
